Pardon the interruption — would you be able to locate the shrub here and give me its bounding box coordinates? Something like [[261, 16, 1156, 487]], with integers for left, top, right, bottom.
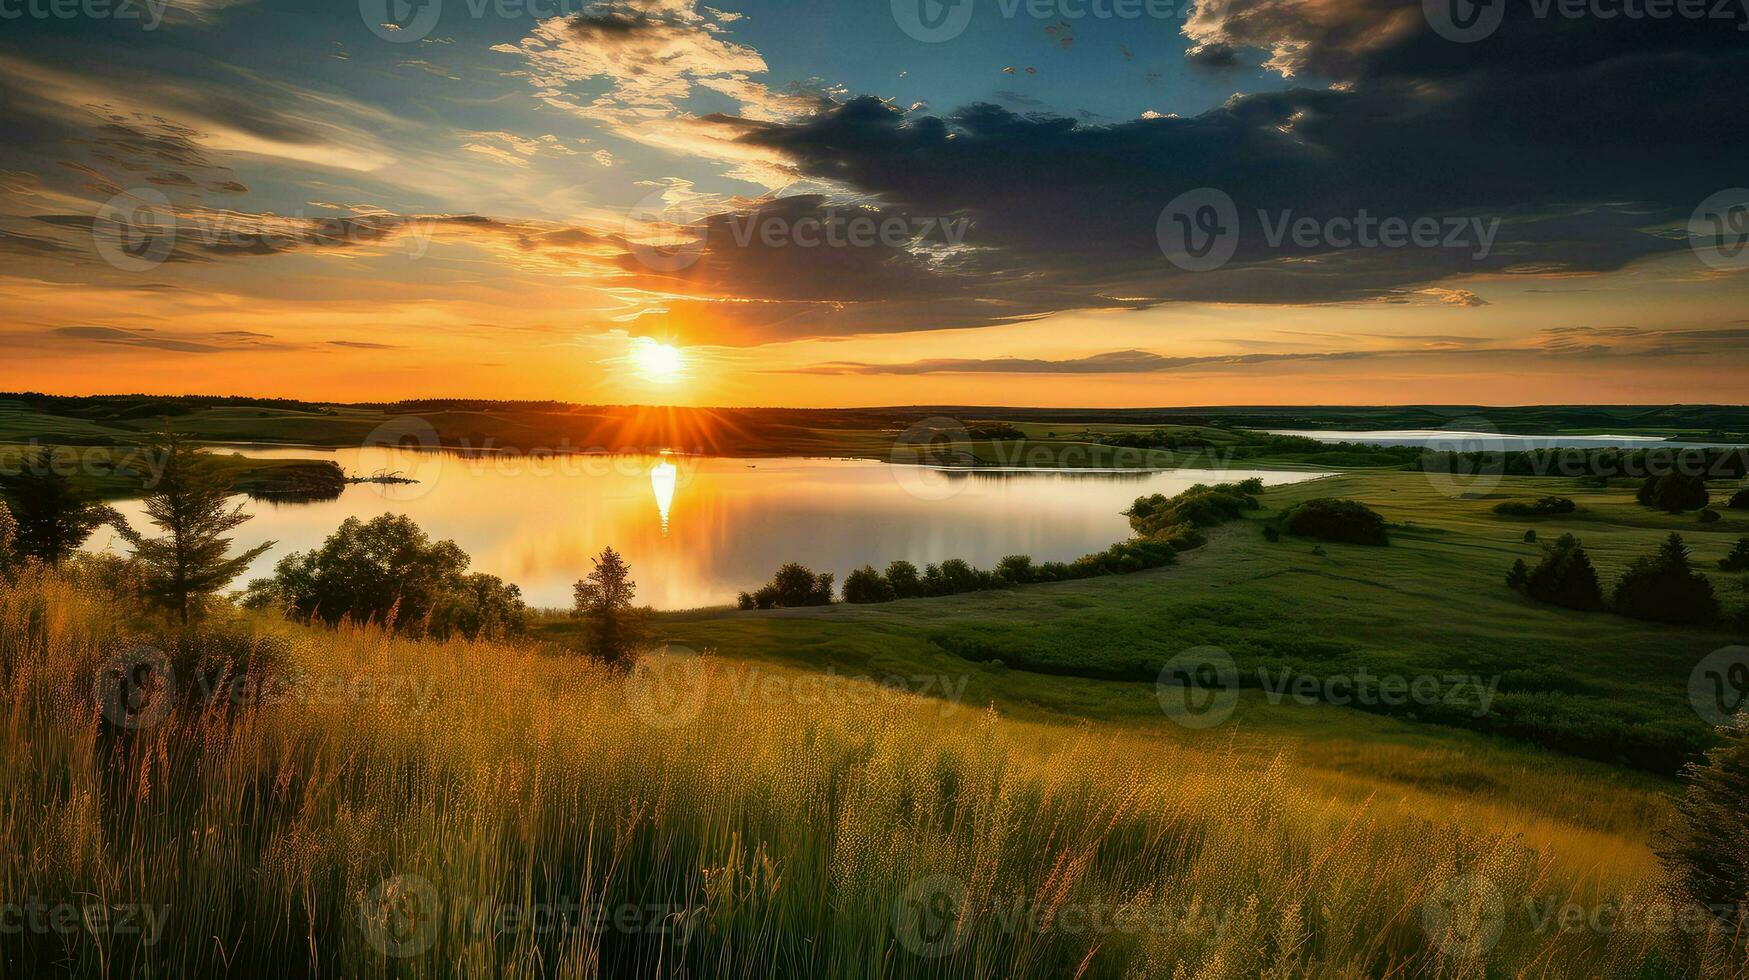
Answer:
[[1492, 496, 1576, 517], [1067, 539, 1176, 577], [1280, 499, 1389, 546], [1523, 529, 1538, 543], [1523, 534, 1605, 611], [923, 558, 987, 596], [1637, 473, 1710, 513], [1506, 559, 1529, 590], [1730, 487, 1749, 510], [842, 565, 895, 603], [1720, 539, 1749, 572], [1614, 534, 1719, 625], [1658, 719, 1749, 933], [1698, 509, 1721, 524], [1263, 525, 1280, 543], [747, 563, 834, 608], [1125, 480, 1262, 541]]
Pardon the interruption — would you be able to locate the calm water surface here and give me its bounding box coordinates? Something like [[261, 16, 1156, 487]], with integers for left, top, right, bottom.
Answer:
[[92, 449, 1328, 610]]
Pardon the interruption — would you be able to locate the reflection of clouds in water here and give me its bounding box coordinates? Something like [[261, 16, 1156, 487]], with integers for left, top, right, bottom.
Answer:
[[98, 452, 1326, 610]]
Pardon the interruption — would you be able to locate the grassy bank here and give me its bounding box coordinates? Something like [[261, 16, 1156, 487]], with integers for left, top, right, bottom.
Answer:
[[544, 471, 1748, 775], [3, 567, 1736, 978]]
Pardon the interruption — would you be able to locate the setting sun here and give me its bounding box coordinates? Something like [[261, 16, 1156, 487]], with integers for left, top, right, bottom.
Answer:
[[630, 339, 685, 385]]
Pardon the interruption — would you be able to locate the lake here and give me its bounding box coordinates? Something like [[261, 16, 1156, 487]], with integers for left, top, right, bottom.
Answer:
[[1267, 429, 1733, 451], [91, 449, 1328, 610]]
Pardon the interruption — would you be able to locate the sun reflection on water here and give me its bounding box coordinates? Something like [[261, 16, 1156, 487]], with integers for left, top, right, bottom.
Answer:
[[650, 457, 677, 534]]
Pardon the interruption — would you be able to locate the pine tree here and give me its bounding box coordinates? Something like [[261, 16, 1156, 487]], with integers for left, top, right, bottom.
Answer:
[[0, 450, 118, 565], [1658, 719, 1749, 932], [1720, 538, 1749, 573], [1614, 532, 1719, 625], [116, 428, 273, 624]]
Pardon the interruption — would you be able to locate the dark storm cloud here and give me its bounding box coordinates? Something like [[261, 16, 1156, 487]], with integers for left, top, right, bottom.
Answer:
[[789, 327, 1749, 376], [658, 0, 1749, 340]]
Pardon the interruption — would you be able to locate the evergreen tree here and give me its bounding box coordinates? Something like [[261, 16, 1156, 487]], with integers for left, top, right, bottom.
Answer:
[[0, 450, 118, 565], [1524, 533, 1605, 611], [116, 429, 273, 624], [1505, 558, 1529, 590], [1614, 533, 1719, 625], [1658, 719, 1749, 933], [1720, 538, 1749, 572]]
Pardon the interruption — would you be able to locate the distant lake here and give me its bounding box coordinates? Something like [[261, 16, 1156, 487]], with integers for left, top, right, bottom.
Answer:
[[1267, 429, 1735, 451], [91, 450, 1329, 610]]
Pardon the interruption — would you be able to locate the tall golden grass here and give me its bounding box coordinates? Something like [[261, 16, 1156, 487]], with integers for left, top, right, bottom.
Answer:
[[0, 566, 1740, 978]]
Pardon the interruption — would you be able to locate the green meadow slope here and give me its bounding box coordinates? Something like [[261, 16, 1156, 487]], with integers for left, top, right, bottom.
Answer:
[[541, 470, 1749, 777]]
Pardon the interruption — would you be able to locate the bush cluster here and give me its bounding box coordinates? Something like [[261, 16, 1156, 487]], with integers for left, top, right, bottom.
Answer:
[[737, 563, 835, 609], [1492, 496, 1576, 517], [1124, 478, 1263, 549], [243, 513, 527, 639]]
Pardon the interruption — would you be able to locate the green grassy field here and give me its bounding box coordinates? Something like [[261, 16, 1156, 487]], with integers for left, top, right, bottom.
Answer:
[[3, 564, 1738, 978], [538, 470, 1748, 777]]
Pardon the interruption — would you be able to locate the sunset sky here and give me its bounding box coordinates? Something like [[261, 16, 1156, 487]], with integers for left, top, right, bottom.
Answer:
[[1, 0, 1745, 406]]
